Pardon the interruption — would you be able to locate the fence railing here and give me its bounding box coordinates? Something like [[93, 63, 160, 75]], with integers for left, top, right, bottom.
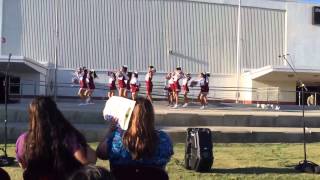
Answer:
[[5, 80, 320, 106]]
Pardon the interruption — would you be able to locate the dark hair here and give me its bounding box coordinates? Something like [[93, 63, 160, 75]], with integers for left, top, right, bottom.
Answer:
[[68, 165, 113, 180], [133, 72, 138, 78], [123, 98, 159, 160], [90, 71, 98, 78], [24, 96, 87, 179], [149, 65, 154, 69], [0, 168, 10, 180], [122, 66, 128, 72]]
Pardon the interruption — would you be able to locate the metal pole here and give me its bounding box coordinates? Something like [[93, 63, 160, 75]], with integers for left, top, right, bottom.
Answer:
[[302, 87, 307, 162], [236, 0, 241, 103], [54, 0, 60, 101], [34, 81, 36, 97], [298, 91, 301, 106]]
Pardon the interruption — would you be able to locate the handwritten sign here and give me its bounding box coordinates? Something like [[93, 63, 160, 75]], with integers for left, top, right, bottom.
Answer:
[[103, 96, 136, 130]]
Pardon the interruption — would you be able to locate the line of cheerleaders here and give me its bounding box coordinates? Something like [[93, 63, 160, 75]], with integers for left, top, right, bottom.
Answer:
[[74, 65, 210, 109]]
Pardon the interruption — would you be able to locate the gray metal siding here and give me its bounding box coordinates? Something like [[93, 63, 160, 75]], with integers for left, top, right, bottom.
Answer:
[[2, 0, 285, 74]]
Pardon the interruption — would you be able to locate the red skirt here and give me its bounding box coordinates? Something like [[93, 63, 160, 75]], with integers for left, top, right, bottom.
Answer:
[[174, 81, 180, 92], [109, 84, 116, 90], [80, 80, 87, 89], [169, 84, 175, 92], [183, 85, 189, 93], [146, 81, 153, 93], [118, 80, 126, 88], [200, 85, 209, 93], [131, 85, 139, 93]]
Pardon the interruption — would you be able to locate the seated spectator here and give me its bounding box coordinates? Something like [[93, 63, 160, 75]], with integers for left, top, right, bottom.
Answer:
[[16, 96, 97, 180], [0, 167, 10, 180], [68, 165, 113, 180], [307, 94, 315, 106], [96, 97, 174, 169]]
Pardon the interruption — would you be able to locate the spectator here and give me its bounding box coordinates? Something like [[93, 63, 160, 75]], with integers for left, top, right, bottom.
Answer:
[[0, 167, 10, 180], [307, 94, 315, 106], [96, 97, 173, 169], [68, 165, 113, 180], [16, 96, 97, 180]]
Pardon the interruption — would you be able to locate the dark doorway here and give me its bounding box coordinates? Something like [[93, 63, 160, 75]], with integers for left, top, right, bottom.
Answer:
[[296, 85, 320, 105], [0, 73, 7, 103], [0, 73, 20, 103]]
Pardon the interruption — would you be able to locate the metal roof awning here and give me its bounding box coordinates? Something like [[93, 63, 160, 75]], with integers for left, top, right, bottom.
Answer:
[[246, 65, 320, 84], [0, 56, 47, 75]]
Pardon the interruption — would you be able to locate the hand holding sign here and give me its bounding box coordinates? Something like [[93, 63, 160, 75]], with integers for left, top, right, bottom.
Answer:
[[103, 96, 136, 130]]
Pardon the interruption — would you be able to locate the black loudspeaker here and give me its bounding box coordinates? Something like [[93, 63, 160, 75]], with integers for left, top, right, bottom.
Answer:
[[313, 6, 320, 25], [185, 128, 214, 172]]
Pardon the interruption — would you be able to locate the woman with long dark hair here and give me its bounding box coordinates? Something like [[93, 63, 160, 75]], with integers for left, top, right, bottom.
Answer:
[[96, 97, 173, 169], [15, 96, 97, 180]]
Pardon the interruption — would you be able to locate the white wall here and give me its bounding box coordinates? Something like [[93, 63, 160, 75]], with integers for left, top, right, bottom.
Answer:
[[287, 2, 320, 69]]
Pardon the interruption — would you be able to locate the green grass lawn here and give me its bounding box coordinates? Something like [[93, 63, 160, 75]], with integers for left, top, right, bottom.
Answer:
[[2, 143, 320, 180]]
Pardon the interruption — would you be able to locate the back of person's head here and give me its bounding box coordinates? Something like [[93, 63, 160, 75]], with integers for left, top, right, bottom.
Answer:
[[68, 165, 113, 180], [123, 97, 159, 160], [24, 96, 86, 178], [0, 167, 10, 180]]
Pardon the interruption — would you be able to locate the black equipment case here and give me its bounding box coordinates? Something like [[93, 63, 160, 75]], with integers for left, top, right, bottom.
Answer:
[[185, 128, 213, 172]]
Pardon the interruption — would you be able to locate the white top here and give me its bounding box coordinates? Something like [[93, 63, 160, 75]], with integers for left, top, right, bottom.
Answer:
[[117, 71, 128, 80], [130, 77, 139, 86], [168, 77, 174, 84], [108, 77, 115, 84], [145, 72, 152, 82], [199, 77, 209, 86], [182, 78, 188, 86], [173, 72, 183, 82]]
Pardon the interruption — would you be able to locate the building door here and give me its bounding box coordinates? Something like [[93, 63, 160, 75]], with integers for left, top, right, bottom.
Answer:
[[296, 85, 320, 105]]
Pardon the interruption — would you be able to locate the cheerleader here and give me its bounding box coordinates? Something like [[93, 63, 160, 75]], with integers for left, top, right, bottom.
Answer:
[[85, 70, 98, 104], [107, 71, 116, 98], [78, 68, 88, 102], [116, 65, 128, 97], [145, 65, 156, 103], [165, 72, 174, 106], [72, 67, 82, 85], [182, 73, 191, 108], [172, 66, 184, 109], [198, 72, 210, 109], [130, 72, 140, 100], [126, 72, 133, 98]]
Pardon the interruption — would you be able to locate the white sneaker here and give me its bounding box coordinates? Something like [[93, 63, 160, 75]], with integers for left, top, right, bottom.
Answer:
[[200, 105, 205, 110], [172, 104, 178, 109], [182, 103, 188, 108]]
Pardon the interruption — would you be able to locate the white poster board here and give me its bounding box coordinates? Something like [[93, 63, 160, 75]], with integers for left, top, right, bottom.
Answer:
[[103, 96, 136, 130]]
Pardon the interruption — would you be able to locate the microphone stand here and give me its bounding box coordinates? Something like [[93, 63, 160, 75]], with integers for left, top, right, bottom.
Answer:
[[0, 53, 14, 167], [281, 55, 317, 172]]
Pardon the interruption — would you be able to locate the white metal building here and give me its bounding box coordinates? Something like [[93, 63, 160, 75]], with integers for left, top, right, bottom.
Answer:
[[0, 0, 319, 104]]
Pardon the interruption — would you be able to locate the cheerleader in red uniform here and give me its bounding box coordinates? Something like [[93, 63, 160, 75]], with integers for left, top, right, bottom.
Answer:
[[85, 70, 98, 104], [78, 68, 88, 102], [126, 72, 132, 98], [116, 65, 128, 97], [72, 67, 82, 86], [198, 72, 210, 109], [165, 72, 174, 106], [107, 71, 116, 98], [130, 72, 140, 100], [145, 65, 156, 103], [172, 66, 184, 109], [182, 73, 191, 108]]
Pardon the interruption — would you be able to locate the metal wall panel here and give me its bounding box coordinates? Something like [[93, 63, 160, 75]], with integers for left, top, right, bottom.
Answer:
[[2, 0, 285, 74]]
